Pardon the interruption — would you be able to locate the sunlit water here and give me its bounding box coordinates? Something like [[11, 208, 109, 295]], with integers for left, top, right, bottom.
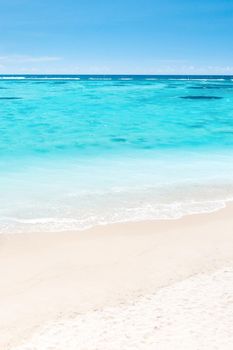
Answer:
[[1, 75, 233, 233]]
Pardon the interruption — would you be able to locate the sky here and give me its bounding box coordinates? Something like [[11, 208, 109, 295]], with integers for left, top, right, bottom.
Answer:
[[0, 0, 233, 74]]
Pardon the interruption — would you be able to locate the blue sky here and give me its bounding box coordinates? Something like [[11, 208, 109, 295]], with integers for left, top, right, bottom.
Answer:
[[0, 0, 233, 74]]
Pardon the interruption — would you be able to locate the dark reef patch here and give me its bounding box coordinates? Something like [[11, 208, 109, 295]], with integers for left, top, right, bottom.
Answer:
[[189, 124, 204, 128], [180, 96, 223, 100], [111, 137, 127, 142], [51, 81, 68, 84], [167, 84, 180, 88], [189, 84, 233, 90], [189, 86, 207, 89], [0, 97, 22, 100]]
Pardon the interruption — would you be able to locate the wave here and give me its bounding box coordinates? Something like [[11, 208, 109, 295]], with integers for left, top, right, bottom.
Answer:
[[88, 78, 112, 81], [0, 77, 81, 80], [1, 217, 80, 224], [0, 198, 231, 234], [0, 76, 26, 80], [33, 77, 81, 80], [0, 76, 231, 82]]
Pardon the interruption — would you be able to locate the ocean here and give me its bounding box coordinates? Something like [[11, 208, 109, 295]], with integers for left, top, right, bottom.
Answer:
[[1, 74, 233, 233]]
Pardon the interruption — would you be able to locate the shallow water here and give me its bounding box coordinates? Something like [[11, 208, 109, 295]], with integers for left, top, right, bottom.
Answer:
[[1, 75, 233, 233]]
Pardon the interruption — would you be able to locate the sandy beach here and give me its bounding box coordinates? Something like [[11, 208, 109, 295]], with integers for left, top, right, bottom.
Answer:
[[1, 1, 233, 349], [1, 204, 233, 349]]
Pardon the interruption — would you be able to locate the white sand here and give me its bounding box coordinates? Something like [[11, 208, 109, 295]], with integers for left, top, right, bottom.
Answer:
[[14, 266, 233, 350], [1, 204, 233, 349]]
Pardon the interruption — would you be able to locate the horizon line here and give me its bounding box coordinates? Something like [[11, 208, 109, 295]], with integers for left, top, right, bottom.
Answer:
[[0, 73, 233, 76]]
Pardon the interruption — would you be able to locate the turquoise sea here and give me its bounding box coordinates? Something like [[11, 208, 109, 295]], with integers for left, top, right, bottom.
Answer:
[[1, 75, 233, 233]]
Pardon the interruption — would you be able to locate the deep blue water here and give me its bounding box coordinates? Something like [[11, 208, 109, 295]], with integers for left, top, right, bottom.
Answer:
[[1, 75, 233, 233]]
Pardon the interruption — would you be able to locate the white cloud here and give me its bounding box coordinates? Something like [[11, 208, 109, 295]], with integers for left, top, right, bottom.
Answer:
[[0, 55, 232, 75], [0, 55, 62, 64]]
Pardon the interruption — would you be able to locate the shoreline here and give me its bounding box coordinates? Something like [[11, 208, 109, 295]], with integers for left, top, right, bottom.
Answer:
[[1, 195, 232, 235], [1, 204, 233, 349]]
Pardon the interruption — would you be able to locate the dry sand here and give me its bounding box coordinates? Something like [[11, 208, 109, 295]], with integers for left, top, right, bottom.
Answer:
[[14, 267, 233, 350], [1, 204, 233, 349]]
